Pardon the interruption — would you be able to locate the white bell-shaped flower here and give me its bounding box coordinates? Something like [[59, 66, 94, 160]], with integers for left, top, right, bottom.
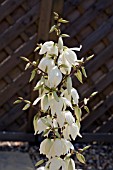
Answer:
[[46, 157, 65, 170], [61, 88, 79, 105], [65, 158, 76, 170], [39, 41, 54, 54], [63, 123, 81, 140], [35, 118, 48, 134], [71, 88, 79, 105], [61, 97, 73, 110], [41, 94, 49, 112], [58, 53, 72, 74], [40, 138, 53, 158], [47, 44, 58, 56], [48, 66, 62, 88], [65, 111, 75, 125], [61, 89, 71, 101], [56, 111, 65, 128], [49, 95, 64, 116], [38, 57, 55, 73], [49, 138, 74, 157], [63, 49, 77, 65]]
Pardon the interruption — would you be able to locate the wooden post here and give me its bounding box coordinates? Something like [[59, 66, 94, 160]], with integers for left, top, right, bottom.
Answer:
[[27, 0, 64, 132]]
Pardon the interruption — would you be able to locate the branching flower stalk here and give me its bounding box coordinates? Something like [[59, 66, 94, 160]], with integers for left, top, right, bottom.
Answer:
[[14, 12, 97, 170]]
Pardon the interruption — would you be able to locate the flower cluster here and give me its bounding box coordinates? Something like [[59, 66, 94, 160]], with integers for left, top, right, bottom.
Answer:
[[33, 36, 83, 170], [14, 13, 95, 170]]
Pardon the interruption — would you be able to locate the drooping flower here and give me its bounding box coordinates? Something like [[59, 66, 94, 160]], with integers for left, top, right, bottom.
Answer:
[[65, 111, 75, 125], [71, 88, 79, 105], [39, 41, 54, 54], [48, 138, 74, 157], [63, 158, 76, 170], [38, 57, 55, 73], [48, 66, 62, 88], [58, 53, 72, 74], [41, 94, 49, 112], [46, 157, 65, 170], [63, 123, 81, 140], [39, 41, 58, 56], [49, 95, 64, 116], [61, 88, 79, 105], [34, 117, 49, 134], [40, 138, 53, 158]]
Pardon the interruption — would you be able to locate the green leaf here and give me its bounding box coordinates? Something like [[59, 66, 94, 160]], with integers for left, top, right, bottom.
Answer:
[[86, 54, 94, 61], [53, 91, 59, 102], [13, 100, 22, 104], [76, 152, 86, 164], [90, 91, 98, 97], [24, 100, 31, 104], [74, 105, 82, 121], [59, 64, 68, 68], [84, 106, 89, 113], [34, 46, 40, 52], [58, 18, 69, 23], [33, 114, 38, 135], [61, 34, 70, 37], [33, 84, 43, 91], [66, 76, 72, 95], [76, 119, 81, 130], [25, 63, 30, 70], [20, 56, 29, 62], [75, 70, 83, 83], [49, 25, 56, 33], [82, 145, 91, 151], [22, 103, 30, 110], [35, 159, 44, 167], [29, 69, 36, 82], [18, 97, 23, 100], [81, 66, 87, 78]]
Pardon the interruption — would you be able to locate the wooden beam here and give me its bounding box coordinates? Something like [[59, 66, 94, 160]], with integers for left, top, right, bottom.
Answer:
[[0, 0, 25, 22], [81, 94, 113, 131], [0, 132, 113, 143], [0, 3, 40, 51], [37, 0, 53, 41]]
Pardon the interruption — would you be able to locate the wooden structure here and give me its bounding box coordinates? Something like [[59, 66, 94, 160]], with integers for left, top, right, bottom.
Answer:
[[0, 0, 113, 142]]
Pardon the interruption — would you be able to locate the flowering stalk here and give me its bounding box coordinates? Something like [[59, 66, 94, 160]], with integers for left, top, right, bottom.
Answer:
[[14, 12, 96, 170]]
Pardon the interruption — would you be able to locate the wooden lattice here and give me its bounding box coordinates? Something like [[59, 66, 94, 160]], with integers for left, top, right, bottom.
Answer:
[[0, 0, 113, 139]]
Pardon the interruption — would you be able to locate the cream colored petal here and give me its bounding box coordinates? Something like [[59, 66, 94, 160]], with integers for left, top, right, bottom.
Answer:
[[39, 41, 54, 54], [70, 45, 82, 51], [41, 95, 49, 112], [65, 111, 75, 125], [49, 157, 64, 170], [58, 36, 63, 53], [71, 88, 79, 105], [38, 57, 55, 73], [48, 66, 62, 87], [64, 49, 77, 65]]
